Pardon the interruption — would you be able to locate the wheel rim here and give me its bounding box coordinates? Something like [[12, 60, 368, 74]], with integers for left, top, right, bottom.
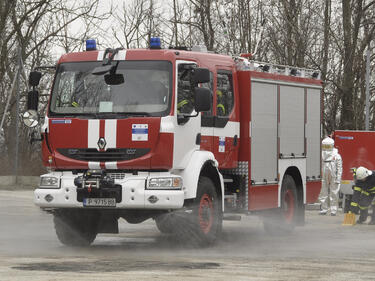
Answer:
[[198, 194, 214, 234], [283, 189, 295, 222]]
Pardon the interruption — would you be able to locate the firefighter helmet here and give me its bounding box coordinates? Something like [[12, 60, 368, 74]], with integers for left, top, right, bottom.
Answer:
[[356, 166, 372, 180]]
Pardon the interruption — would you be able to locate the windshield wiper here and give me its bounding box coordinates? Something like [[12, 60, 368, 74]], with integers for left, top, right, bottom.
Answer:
[[98, 112, 153, 118], [124, 112, 152, 117], [49, 112, 97, 119], [94, 112, 128, 119], [50, 111, 152, 119]]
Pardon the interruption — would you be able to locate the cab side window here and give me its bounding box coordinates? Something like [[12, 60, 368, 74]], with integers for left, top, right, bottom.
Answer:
[[177, 65, 194, 114], [216, 71, 234, 117]]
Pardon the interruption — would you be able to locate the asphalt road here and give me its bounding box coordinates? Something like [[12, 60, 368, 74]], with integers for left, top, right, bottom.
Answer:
[[0, 189, 375, 281]]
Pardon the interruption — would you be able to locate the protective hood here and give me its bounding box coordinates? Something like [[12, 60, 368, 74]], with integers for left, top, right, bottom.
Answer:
[[322, 137, 335, 161]]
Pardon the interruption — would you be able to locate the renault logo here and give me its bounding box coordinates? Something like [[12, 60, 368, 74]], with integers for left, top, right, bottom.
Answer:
[[148, 195, 159, 204], [97, 137, 107, 150]]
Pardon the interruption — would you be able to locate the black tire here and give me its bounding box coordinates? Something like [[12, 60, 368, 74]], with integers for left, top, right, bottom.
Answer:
[[53, 209, 98, 246], [155, 214, 175, 234], [180, 176, 222, 246], [263, 175, 298, 235]]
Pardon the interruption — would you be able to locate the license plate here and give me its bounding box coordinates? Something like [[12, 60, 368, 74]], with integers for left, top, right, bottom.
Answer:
[[83, 198, 116, 207]]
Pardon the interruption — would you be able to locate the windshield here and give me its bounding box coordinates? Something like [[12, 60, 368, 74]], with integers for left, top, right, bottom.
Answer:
[[50, 61, 172, 117]]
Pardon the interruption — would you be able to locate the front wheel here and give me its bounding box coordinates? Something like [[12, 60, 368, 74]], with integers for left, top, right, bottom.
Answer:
[[155, 214, 175, 234], [181, 176, 222, 246], [263, 175, 299, 234], [53, 209, 98, 246]]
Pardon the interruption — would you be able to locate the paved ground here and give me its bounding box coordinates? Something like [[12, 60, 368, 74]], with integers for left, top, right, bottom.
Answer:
[[0, 189, 375, 281]]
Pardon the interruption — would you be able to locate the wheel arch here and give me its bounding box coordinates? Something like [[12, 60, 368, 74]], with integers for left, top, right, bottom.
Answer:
[[200, 161, 223, 208], [175, 150, 224, 211]]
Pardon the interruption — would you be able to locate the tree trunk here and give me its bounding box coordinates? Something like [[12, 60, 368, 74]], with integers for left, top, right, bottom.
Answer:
[[341, 0, 355, 129]]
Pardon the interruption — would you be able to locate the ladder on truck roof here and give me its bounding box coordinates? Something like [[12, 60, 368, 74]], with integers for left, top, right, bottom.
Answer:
[[233, 56, 321, 80], [172, 44, 320, 80]]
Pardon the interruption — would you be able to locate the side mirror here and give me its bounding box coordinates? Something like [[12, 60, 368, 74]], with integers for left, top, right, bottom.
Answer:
[[27, 90, 39, 111], [29, 71, 42, 87], [192, 68, 210, 84], [104, 73, 124, 85], [22, 110, 39, 128], [194, 87, 211, 112]]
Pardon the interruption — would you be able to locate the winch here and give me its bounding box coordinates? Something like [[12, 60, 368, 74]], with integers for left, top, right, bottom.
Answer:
[[74, 170, 122, 203]]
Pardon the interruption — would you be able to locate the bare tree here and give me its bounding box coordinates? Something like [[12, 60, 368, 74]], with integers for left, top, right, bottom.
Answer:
[[3, 0, 375, 175], [0, 0, 110, 175], [340, 0, 375, 129]]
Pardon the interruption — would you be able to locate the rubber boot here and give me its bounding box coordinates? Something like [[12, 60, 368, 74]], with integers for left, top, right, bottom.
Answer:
[[357, 209, 368, 224], [368, 206, 375, 225], [368, 217, 375, 225]]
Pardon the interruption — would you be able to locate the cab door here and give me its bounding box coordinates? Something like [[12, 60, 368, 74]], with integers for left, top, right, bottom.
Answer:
[[213, 69, 239, 168], [172, 60, 201, 169]]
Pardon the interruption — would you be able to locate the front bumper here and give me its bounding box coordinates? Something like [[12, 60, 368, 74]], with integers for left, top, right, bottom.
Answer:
[[34, 172, 185, 210]]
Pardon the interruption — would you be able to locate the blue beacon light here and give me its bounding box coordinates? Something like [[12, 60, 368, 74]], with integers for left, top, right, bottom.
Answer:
[[86, 39, 97, 51], [150, 37, 161, 49]]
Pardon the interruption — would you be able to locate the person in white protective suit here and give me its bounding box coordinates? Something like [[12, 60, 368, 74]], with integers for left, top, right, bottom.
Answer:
[[320, 136, 343, 215]]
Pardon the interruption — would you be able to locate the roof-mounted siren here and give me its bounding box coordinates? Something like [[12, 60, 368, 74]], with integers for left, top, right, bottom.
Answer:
[[150, 37, 161, 49], [86, 39, 97, 51]]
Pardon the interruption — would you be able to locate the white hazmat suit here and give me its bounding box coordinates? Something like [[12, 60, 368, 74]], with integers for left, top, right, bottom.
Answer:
[[320, 137, 342, 215]]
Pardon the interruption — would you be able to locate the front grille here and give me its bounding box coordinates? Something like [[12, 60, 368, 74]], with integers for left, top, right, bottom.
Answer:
[[107, 173, 125, 180], [58, 148, 150, 162]]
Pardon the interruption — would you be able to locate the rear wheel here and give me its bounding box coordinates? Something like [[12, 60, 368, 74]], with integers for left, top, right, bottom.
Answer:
[[263, 175, 298, 234], [53, 209, 98, 246]]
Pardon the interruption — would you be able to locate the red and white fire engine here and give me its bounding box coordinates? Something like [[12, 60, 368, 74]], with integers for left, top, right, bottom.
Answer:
[[23, 38, 322, 246], [333, 130, 375, 211]]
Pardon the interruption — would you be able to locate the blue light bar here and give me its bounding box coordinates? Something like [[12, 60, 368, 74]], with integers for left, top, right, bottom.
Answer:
[[150, 37, 161, 49], [86, 39, 97, 51]]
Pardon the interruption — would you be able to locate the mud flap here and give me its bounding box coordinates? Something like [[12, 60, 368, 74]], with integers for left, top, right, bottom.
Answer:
[[97, 214, 119, 234]]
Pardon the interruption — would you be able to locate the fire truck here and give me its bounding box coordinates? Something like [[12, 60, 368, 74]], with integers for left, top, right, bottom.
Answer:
[[333, 130, 375, 212], [23, 38, 322, 246]]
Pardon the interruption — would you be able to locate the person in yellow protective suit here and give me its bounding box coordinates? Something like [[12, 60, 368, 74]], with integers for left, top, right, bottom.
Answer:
[[177, 91, 194, 114], [216, 90, 226, 116], [320, 136, 342, 216], [177, 73, 194, 114], [350, 166, 375, 224]]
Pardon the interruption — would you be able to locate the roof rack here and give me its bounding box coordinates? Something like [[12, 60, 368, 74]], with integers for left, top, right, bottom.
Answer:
[[233, 56, 321, 80], [168, 45, 209, 53]]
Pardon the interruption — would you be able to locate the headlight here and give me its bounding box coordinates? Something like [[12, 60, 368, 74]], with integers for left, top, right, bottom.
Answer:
[[147, 177, 182, 190], [40, 176, 60, 188]]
